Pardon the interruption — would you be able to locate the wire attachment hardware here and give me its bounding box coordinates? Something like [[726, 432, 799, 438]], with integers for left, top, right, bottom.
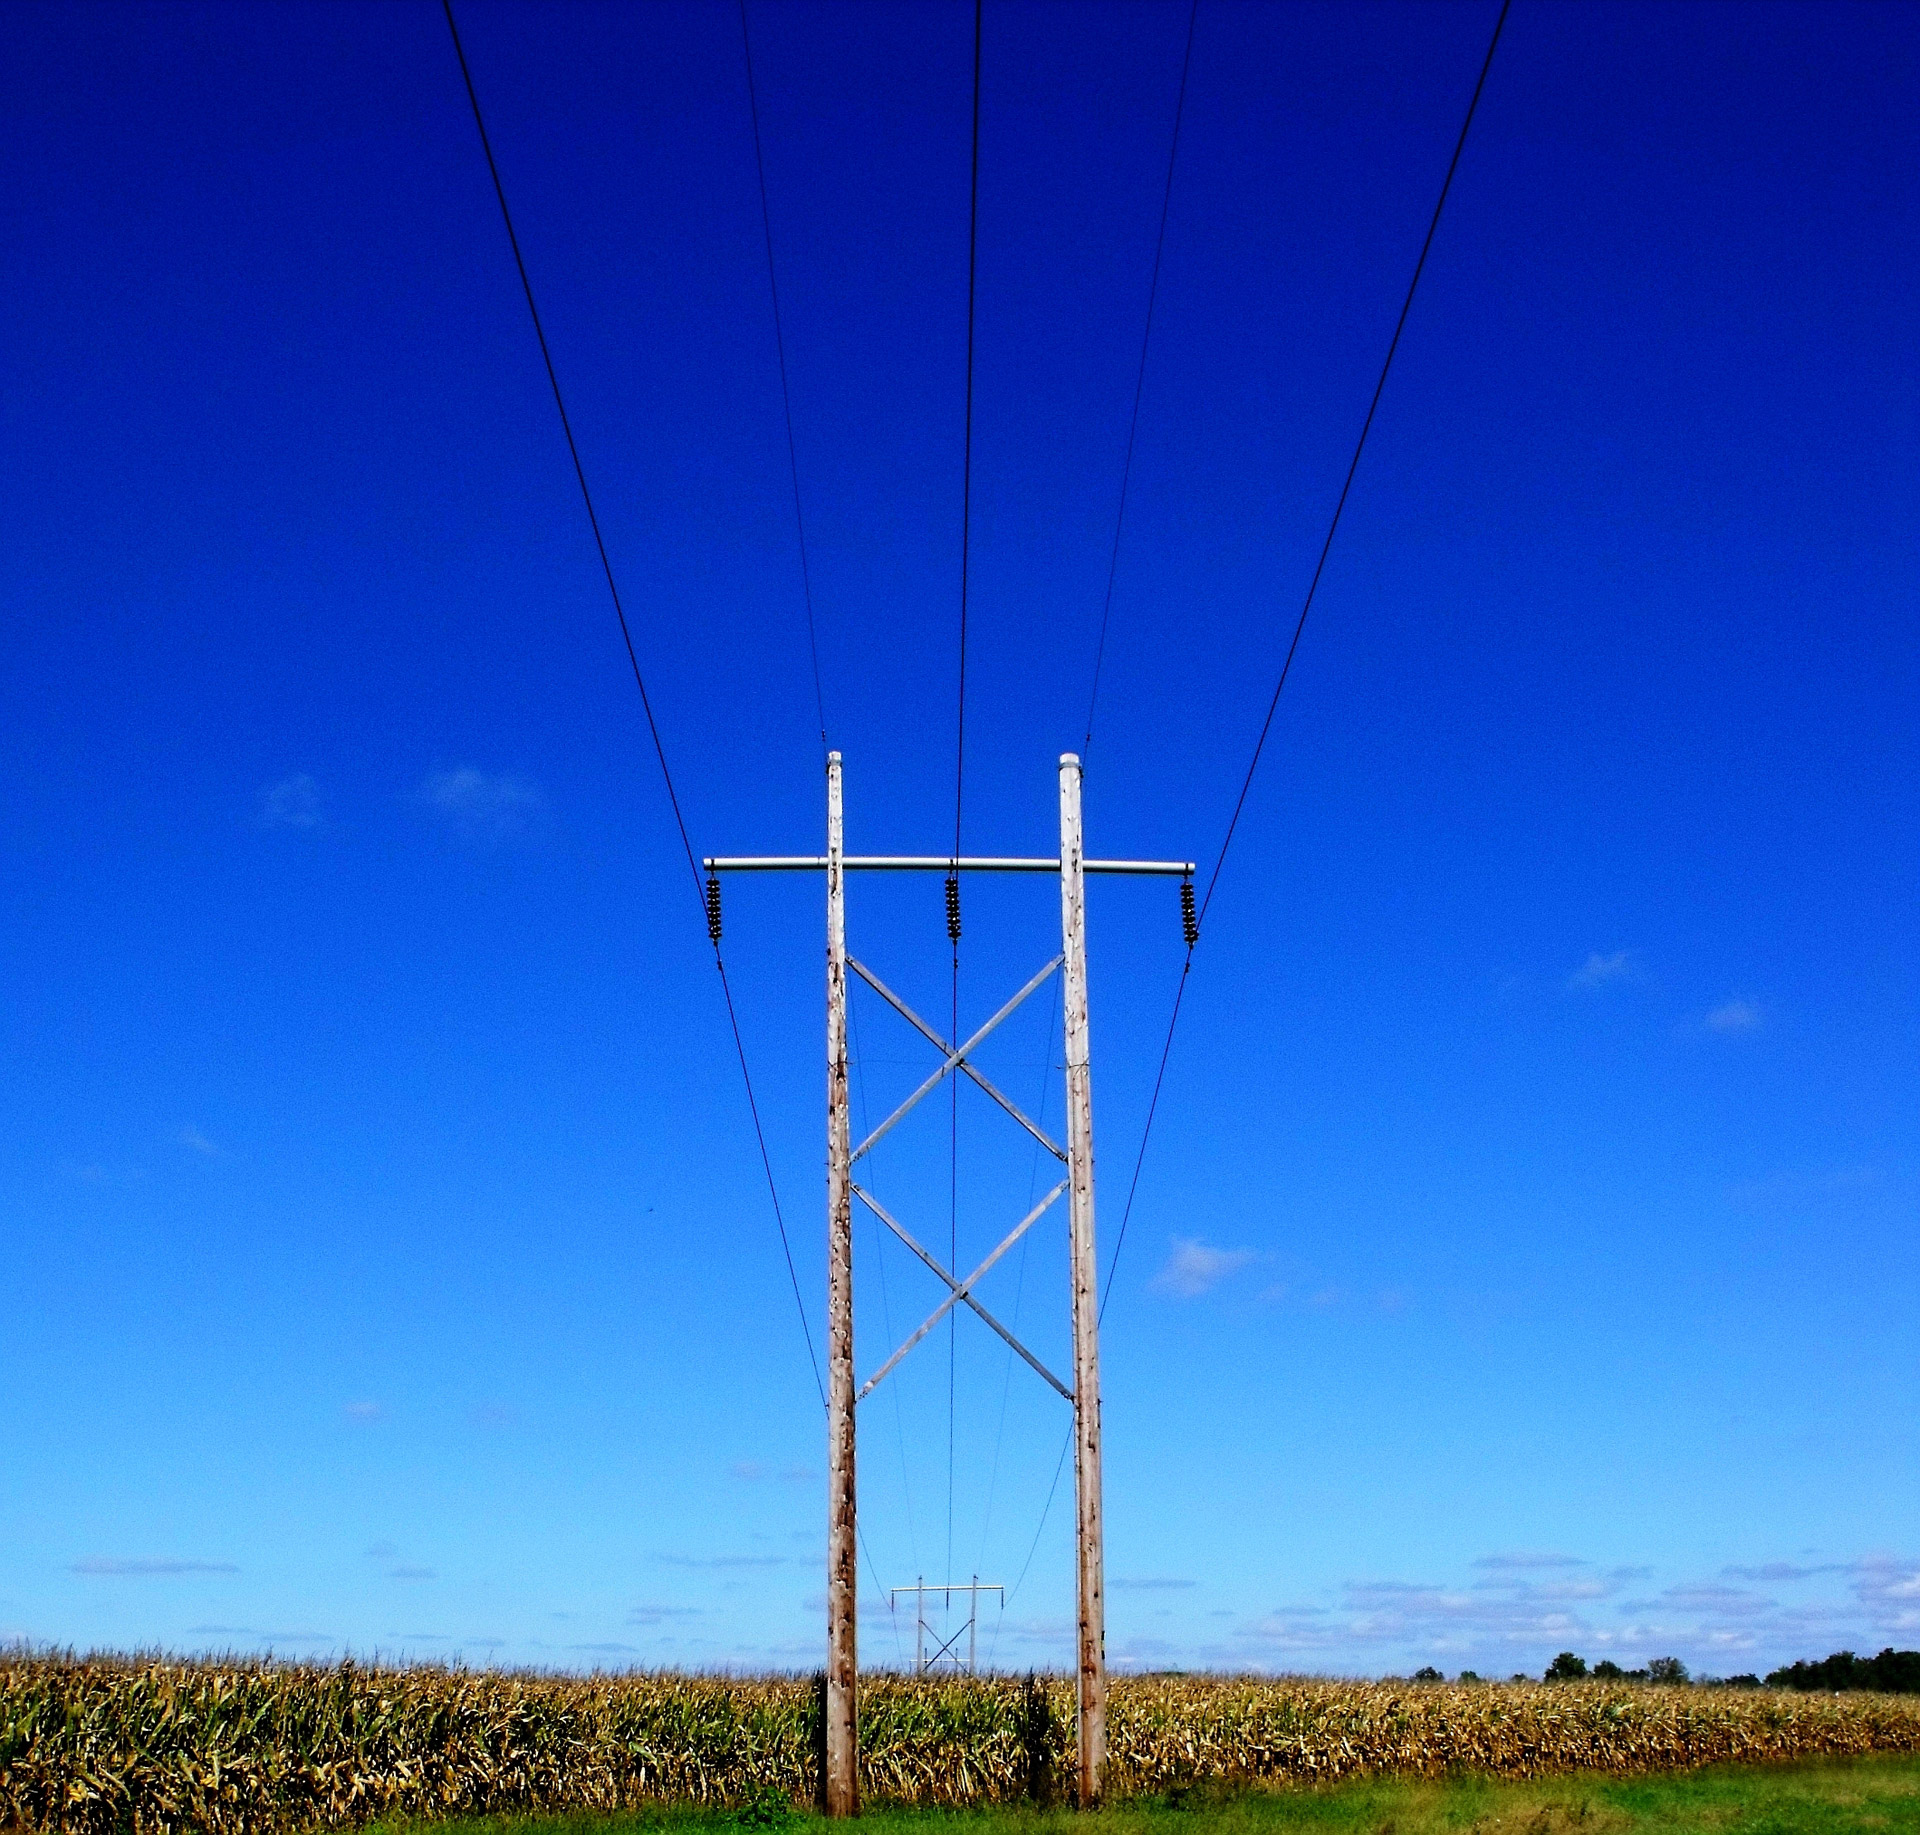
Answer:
[[945, 872, 962, 945], [705, 872, 724, 944], [1180, 875, 1198, 949]]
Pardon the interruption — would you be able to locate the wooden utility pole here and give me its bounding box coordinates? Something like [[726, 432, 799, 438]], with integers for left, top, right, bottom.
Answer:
[[824, 750, 858, 1819], [707, 756, 1177, 1819], [1058, 753, 1107, 1806]]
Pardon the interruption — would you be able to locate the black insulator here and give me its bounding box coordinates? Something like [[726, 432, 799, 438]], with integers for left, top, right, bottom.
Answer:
[[944, 873, 962, 945], [705, 873, 724, 944], [1180, 876, 1198, 949]]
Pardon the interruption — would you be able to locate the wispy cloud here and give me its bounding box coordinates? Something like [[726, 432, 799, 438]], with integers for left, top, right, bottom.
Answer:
[[73, 1557, 238, 1577], [1474, 1552, 1589, 1572], [343, 1400, 385, 1423], [178, 1125, 224, 1158], [1705, 998, 1763, 1034], [388, 1565, 436, 1582], [1151, 1237, 1256, 1298], [187, 1624, 335, 1643], [1113, 1576, 1195, 1591], [628, 1603, 702, 1625], [258, 773, 324, 830], [1569, 950, 1634, 990], [418, 768, 543, 844], [655, 1552, 790, 1570]]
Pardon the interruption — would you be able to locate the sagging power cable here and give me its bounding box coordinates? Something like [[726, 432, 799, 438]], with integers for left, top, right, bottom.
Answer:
[[443, 0, 824, 1410], [739, 0, 829, 762], [1081, 0, 1199, 763], [947, 0, 986, 1626], [1101, 0, 1513, 1311]]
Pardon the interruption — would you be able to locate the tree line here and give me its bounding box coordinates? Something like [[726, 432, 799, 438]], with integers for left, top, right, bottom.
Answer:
[[1403, 1648, 1920, 1692]]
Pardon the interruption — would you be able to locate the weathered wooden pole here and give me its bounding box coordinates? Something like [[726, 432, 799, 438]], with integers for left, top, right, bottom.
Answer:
[[825, 750, 859, 1817], [1057, 753, 1106, 1806]]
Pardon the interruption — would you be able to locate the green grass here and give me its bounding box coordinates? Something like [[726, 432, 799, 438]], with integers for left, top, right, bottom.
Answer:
[[369, 1755, 1920, 1835]]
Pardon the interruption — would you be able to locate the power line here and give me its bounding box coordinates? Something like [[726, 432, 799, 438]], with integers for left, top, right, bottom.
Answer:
[[948, 0, 986, 1619], [442, 0, 824, 1409], [738, 0, 829, 761], [1198, 0, 1511, 930], [1101, 0, 1512, 1306], [1081, 0, 1199, 763]]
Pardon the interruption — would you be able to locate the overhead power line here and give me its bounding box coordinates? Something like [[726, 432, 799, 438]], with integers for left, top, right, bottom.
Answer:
[[739, 0, 829, 761], [1081, 0, 1200, 764], [948, 0, 986, 1634], [442, 0, 823, 1409], [1101, 0, 1513, 1310]]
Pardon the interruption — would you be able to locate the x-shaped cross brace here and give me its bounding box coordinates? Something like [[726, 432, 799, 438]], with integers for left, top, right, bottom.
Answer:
[[845, 954, 1074, 1405]]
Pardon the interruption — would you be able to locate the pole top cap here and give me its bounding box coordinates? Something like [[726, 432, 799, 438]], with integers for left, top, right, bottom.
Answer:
[[1059, 752, 1081, 768], [827, 749, 842, 765]]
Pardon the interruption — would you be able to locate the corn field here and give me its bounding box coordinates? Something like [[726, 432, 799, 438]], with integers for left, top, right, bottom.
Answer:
[[6, 1652, 1920, 1835]]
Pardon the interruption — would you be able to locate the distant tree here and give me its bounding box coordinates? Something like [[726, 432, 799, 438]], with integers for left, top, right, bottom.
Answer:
[[1545, 1652, 1589, 1682], [1767, 1648, 1920, 1694], [1412, 1666, 1444, 1683], [1458, 1671, 1482, 1684], [1511, 1673, 1530, 1683], [1647, 1657, 1690, 1685], [1591, 1660, 1625, 1680], [1723, 1674, 1762, 1689]]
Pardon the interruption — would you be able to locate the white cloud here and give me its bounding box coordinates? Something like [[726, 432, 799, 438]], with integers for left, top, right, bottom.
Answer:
[[1705, 998, 1763, 1034], [1475, 1551, 1588, 1572], [178, 1125, 223, 1158], [73, 1556, 238, 1577], [1569, 950, 1634, 990], [418, 767, 544, 843], [343, 1400, 385, 1423], [258, 773, 324, 830], [1151, 1236, 1256, 1298]]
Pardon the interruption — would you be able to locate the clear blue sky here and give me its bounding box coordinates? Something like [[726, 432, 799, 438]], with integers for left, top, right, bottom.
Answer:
[[2, 0, 1914, 1681]]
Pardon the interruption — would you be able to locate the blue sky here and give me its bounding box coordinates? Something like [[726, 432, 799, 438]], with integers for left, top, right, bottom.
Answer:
[[1, 0, 1915, 1680]]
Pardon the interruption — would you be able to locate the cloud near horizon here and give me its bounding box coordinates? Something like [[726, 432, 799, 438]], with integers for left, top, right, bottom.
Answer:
[[72, 1557, 239, 1577]]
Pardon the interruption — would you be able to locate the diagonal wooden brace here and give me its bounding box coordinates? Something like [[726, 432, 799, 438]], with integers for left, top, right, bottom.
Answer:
[[848, 955, 1063, 1165], [850, 1183, 1073, 1403], [848, 955, 1065, 1163]]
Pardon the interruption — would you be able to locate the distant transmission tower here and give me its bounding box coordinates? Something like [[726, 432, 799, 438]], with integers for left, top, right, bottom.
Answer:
[[705, 753, 1190, 1812]]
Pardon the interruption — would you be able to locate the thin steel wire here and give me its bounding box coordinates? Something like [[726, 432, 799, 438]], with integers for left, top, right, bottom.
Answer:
[[1081, 0, 1200, 762], [947, 0, 986, 1616], [443, 0, 823, 1404], [1102, 0, 1513, 1308], [738, 0, 828, 760]]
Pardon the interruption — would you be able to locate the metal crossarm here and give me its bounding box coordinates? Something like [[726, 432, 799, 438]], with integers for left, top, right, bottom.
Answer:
[[857, 1179, 1069, 1402], [848, 955, 1065, 1162], [705, 854, 1194, 875], [851, 1183, 1072, 1402], [849, 955, 1062, 1165]]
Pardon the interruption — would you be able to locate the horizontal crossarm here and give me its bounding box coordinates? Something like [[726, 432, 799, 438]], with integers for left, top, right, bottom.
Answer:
[[848, 955, 1065, 1163], [851, 1184, 1072, 1403], [850, 956, 1062, 1165], [857, 1180, 1068, 1402], [704, 855, 1194, 875]]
